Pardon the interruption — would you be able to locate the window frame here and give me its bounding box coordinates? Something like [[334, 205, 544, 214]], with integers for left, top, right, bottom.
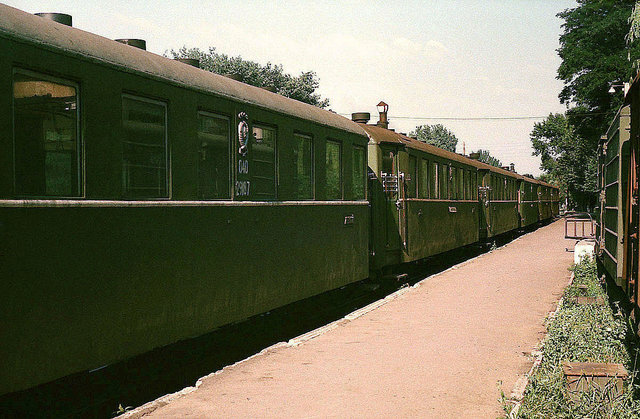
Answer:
[[352, 144, 367, 201], [419, 158, 429, 199], [251, 122, 278, 200], [292, 131, 314, 200], [12, 68, 83, 198], [197, 110, 231, 200], [325, 139, 343, 200], [121, 93, 170, 199]]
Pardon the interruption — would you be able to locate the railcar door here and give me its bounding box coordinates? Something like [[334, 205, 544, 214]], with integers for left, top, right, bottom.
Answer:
[[626, 144, 639, 306], [380, 147, 402, 264], [478, 170, 491, 238]]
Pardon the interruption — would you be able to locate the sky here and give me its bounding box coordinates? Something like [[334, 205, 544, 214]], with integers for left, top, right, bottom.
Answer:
[[5, 0, 577, 176]]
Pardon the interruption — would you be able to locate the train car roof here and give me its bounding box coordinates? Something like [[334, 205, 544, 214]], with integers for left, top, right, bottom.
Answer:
[[360, 124, 556, 188], [360, 124, 524, 177], [360, 124, 558, 189], [0, 4, 364, 136]]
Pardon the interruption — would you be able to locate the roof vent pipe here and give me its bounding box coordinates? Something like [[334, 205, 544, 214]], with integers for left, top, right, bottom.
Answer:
[[351, 112, 370, 124], [376, 101, 389, 129], [510, 163, 515, 172], [35, 13, 72, 26], [224, 73, 243, 82], [115, 39, 147, 50], [174, 58, 200, 68]]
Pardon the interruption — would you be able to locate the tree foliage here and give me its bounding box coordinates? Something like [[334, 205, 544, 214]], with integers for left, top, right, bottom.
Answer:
[[628, 1, 640, 45], [531, 1, 640, 210], [531, 113, 597, 210], [169, 46, 330, 108], [409, 124, 458, 152], [473, 149, 502, 167], [557, 1, 639, 117]]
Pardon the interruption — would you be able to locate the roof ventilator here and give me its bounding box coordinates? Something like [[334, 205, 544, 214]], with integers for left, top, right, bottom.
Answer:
[[224, 73, 243, 82], [35, 13, 72, 26], [174, 58, 200, 68], [351, 112, 370, 124], [115, 39, 147, 50]]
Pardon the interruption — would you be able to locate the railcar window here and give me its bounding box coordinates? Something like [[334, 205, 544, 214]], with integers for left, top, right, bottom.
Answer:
[[13, 71, 80, 196], [197, 112, 230, 199], [326, 140, 342, 199], [473, 173, 478, 200], [440, 164, 448, 199], [352, 145, 366, 200], [293, 133, 313, 199], [433, 162, 439, 198], [252, 125, 276, 199], [408, 155, 417, 198], [458, 167, 464, 200], [419, 159, 429, 198], [122, 95, 167, 198], [450, 166, 457, 199], [504, 178, 508, 200], [492, 177, 496, 200], [465, 170, 471, 200]]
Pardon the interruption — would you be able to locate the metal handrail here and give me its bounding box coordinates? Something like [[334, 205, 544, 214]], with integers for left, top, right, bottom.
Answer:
[[564, 212, 596, 240]]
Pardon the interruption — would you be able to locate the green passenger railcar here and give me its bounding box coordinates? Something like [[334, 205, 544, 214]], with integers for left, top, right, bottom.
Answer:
[[519, 178, 540, 227], [362, 125, 481, 270], [596, 106, 631, 289], [0, 5, 369, 395], [478, 168, 521, 238]]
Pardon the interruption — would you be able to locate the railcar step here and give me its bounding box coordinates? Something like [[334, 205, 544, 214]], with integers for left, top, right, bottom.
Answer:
[[381, 273, 409, 282]]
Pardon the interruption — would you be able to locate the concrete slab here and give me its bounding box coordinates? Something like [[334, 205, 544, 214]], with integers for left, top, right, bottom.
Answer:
[[130, 220, 573, 418]]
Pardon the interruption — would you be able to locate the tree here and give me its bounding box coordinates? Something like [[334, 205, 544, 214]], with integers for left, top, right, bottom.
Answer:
[[530, 1, 640, 211], [409, 124, 458, 152], [169, 46, 330, 108], [628, 1, 640, 46], [557, 0, 639, 125], [473, 149, 502, 167], [530, 113, 597, 210]]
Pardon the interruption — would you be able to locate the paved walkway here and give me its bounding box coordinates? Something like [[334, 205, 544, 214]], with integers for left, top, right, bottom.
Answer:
[[130, 220, 573, 418]]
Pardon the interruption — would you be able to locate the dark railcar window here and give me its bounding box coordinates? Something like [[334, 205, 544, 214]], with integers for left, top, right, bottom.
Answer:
[[198, 112, 230, 199], [13, 71, 80, 196], [293, 133, 313, 199], [352, 145, 366, 200], [450, 166, 457, 199], [433, 162, 439, 198], [326, 140, 342, 200], [465, 170, 471, 199], [419, 159, 429, 198], [407, 154, 417, 198], [122, 95, 168, 198], [252, 125, 276, 200]]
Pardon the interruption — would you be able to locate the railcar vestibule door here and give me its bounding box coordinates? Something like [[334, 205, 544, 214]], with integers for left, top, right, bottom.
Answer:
[[478, 169, 491, 238], [380, 147, 402, 259]]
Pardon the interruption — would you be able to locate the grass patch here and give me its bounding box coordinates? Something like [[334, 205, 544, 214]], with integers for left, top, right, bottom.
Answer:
[[507, 258, 640, 418]]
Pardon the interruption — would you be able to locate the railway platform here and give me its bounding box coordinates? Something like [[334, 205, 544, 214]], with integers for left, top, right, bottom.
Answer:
[[125, 220, 574, 418]]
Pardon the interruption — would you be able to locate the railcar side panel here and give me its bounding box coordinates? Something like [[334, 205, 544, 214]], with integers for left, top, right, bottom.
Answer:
[[0, 203, 368, 394], [404, 200, 479, 261]]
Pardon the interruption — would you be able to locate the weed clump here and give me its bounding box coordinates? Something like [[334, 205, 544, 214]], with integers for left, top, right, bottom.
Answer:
[[508, 258, 640, 418]]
